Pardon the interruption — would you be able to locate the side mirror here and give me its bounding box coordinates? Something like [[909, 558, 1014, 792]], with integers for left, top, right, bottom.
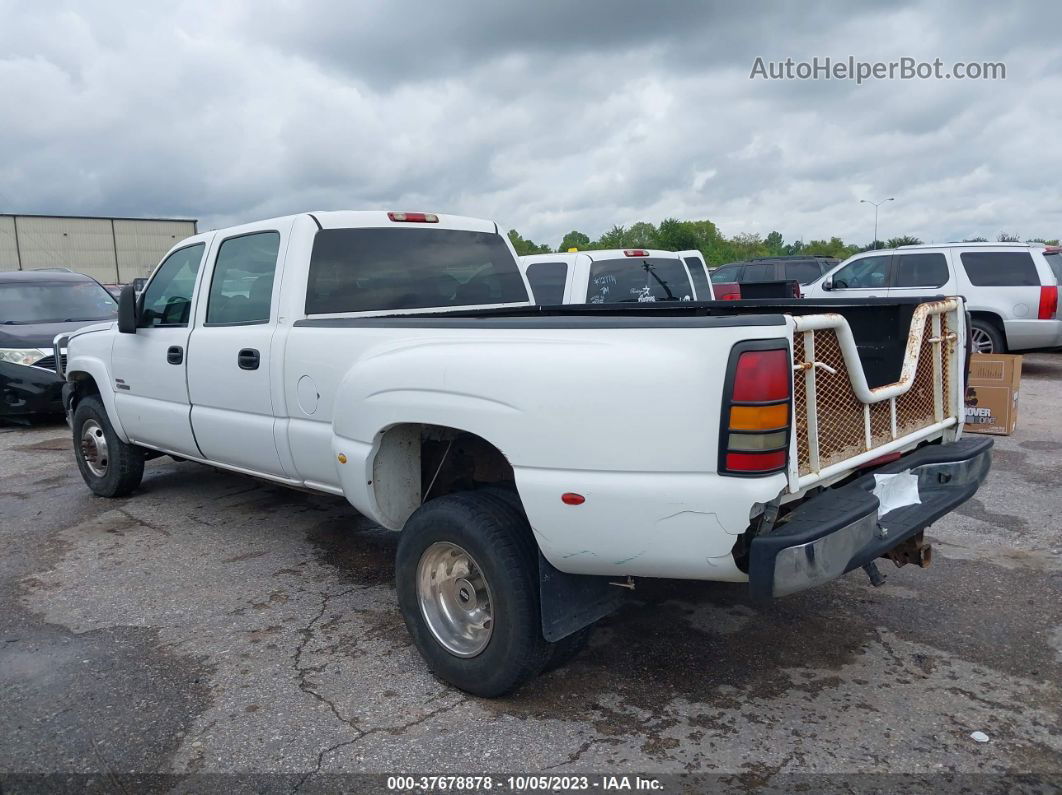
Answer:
[[821, 278, 833, 292], [118, 284, 139, 333]]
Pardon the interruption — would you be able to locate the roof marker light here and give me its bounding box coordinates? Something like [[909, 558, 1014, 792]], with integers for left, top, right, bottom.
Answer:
[[624, 249, 649, 257]]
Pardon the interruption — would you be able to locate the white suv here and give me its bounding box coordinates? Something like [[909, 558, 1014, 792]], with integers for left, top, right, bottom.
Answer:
[[803, 242, 1061, 353]]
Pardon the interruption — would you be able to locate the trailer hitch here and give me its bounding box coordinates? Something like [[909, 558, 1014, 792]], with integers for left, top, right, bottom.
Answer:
[[883, 531, 933, 569]]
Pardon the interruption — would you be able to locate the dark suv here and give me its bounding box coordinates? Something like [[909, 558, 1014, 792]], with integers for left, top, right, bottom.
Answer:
[[1, 270, 117, 419], [710, 256, 839, 287]]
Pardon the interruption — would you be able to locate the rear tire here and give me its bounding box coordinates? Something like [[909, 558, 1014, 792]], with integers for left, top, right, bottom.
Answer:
[[72, 396, 144, 497], [970, 319, 1005, 354], [395, 490, 551, 697]]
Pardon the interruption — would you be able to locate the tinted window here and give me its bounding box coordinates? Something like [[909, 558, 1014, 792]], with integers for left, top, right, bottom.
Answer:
[[588, 257, 693, 303], [0, 281, 116, 325], [206, 232, 281, 324], [683, 256, 711, 299], [960, 251, 1040, 286], [742, 262, 776, 281], [784, 261, 826, 285], [306, 228, 527, 314], [831, 255, 891, 289], [894, 253, 948, 288], [140, 244, 205, 327], [710, 265, 742, 283], [1044, 252, 1062, 284], [525, 261, 568, 304]]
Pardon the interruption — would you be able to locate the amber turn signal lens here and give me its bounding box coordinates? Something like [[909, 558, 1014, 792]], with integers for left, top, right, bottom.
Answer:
[[729, 403, 788, 431]]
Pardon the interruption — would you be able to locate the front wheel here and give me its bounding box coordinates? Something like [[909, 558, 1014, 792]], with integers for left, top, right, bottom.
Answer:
[[395, 490, 551, 697], [72, 395, 145, 497]]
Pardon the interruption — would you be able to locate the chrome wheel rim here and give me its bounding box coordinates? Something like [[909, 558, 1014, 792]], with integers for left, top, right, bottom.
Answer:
[[970, 327, 995, 354], [79, 419, 109, 477], [416, 541, 494, 657]]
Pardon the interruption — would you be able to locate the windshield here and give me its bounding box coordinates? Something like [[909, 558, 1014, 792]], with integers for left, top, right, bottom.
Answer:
[[0, 280, 118, 325], [587, 257, 693, 303]]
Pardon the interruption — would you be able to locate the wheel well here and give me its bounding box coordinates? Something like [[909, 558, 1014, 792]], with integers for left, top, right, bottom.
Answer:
[[371, 424, 516, 528], [67, 371, 101, 410]]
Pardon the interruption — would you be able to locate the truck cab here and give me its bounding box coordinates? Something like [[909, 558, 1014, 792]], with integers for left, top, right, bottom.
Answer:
[[519, 248, 714, 304]]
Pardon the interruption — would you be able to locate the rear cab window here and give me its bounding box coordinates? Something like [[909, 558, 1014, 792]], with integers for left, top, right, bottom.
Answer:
[[305, 228, 528, 314], [525, 261, 568, 304], [960, 251, 1040, 286], [587, 257, 693, 303]]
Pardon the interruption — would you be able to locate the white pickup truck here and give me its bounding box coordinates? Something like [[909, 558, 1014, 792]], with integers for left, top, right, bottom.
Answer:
[[56, 210, 992, 696]]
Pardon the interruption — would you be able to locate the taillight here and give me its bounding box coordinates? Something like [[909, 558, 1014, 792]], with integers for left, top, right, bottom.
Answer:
[[714, 283, 742, 301], [719, 343, 791, 476], [1038, 285, 1058, 319], [624, 249, 649, 257], [387, 211, 439, 223]]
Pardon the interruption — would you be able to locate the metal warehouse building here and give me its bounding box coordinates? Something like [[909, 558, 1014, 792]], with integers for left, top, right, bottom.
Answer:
[[0, 214, 198, 284]]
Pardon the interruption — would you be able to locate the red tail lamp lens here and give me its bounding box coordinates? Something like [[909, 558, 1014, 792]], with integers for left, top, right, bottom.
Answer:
[[1038, 286, 1058, 319], [732, 350, 790, 402], [725, 451, 787, 472]]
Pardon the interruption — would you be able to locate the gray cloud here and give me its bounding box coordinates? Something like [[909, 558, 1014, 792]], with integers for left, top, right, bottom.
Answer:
[[0, 0, 1060, 250]]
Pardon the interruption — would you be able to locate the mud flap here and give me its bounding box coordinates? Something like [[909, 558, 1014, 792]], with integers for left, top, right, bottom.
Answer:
[[538, 552, 628, 642]]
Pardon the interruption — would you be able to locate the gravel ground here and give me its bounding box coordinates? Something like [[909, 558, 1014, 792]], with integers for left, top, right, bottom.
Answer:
[[1, 354, 1059, 791]]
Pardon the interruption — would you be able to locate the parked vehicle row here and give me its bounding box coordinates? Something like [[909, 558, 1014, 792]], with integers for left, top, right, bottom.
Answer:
[[54, 209, 991, 696]]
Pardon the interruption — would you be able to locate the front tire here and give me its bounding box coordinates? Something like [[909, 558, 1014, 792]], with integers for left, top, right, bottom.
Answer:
[[72, 395, 144, 497], [396, 490, 551, 697]]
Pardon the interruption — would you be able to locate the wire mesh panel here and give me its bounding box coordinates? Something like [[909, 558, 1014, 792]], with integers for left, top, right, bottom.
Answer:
[[791, 301, 961, 482]]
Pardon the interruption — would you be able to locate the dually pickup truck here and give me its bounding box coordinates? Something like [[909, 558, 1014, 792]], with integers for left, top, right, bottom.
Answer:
[[56, 210, 992, 696]]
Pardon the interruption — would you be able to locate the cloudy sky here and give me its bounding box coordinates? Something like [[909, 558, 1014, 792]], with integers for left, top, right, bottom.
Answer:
[[1, 1, 1060, 247]]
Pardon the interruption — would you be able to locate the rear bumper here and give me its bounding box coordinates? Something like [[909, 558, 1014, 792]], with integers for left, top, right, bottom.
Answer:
[[749, 436, 993, 599], [1003, 318, 1062, 350], [0, 362, 65, 418]]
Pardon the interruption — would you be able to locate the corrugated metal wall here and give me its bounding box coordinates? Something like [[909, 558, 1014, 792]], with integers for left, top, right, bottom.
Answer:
[[0, 215, 197, 282]]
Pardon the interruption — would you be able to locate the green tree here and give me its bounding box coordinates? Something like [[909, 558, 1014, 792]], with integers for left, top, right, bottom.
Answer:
[[595, 225, 627, 248], [1027, 237, 1060, 245], [802, 237, 859, 259], [655, 217, 701, 251], [764, 231, 785, 255], [621, 221, 659, 249], [997, 232, 1021, 242], [886, 235, 922, 248], [507, 229, 551, 255], [557, 230, 591, 252], [962, 237, 989, 242]]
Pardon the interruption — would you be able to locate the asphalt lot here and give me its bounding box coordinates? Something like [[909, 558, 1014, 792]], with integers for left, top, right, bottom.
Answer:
[[2, 355, 1060, 789]]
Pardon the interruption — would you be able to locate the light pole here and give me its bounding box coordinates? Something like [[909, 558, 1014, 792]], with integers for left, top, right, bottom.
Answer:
[[860, 197, 894, 249]]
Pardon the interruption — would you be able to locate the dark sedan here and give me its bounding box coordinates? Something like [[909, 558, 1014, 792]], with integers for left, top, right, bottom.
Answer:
[[1, 271, 117, 419]]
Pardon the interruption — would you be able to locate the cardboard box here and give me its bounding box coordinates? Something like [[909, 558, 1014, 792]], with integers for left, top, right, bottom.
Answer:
[[964, 353, 1022, 435]]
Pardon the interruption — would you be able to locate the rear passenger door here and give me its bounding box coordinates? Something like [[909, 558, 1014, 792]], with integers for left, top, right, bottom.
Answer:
[[187, 221, 292, 478], [887, 251, 953, 300]]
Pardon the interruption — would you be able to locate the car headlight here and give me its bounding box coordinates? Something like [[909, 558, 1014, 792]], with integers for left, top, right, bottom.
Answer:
[[0, 348, 49, 366]]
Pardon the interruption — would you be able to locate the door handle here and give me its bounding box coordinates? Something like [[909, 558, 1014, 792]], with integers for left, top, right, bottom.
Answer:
[[238, 348, 260, 370], [166, 346, 184, 365]]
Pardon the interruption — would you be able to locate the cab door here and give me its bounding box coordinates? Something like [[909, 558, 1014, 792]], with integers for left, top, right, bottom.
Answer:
[[111, 240, 210, 456], [186, 222, 291, 478]]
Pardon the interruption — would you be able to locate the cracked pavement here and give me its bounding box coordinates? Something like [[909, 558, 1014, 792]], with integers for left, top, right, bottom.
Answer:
[[1, 354, 1060, 785]]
